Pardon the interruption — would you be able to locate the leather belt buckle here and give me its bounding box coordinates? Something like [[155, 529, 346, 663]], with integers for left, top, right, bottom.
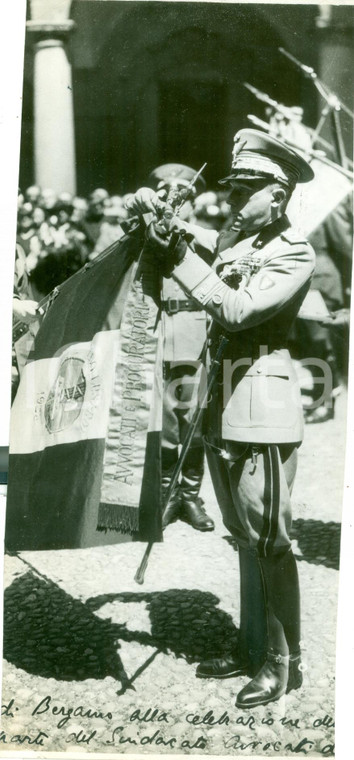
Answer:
[[166, 298, 180, 314]]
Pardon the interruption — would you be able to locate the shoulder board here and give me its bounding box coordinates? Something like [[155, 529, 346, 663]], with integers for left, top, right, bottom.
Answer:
[[280, 229, 308, 245]]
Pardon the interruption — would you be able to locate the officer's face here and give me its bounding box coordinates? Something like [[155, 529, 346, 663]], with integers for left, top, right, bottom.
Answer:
[[227, 180, 280, 233]]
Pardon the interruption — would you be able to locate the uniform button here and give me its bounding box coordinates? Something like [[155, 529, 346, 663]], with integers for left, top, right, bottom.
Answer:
[[212, 293, 222, 305], [256, 368, 262, 374], [196, 290, 205, 300], [174, 285, 179, 292]]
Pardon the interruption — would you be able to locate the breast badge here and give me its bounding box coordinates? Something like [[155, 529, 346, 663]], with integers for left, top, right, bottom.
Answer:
[[219, 255, 262, 289]]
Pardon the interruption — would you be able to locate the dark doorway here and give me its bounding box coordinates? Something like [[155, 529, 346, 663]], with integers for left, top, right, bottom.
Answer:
[[159, 80, 227, 187]]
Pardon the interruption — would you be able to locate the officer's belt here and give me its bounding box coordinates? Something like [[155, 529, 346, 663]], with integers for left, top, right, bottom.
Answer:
[[161, 297, 202, 315]]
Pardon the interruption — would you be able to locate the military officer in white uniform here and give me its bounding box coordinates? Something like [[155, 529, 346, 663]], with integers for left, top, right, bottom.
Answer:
[[148, 165, 215, 532], [128, 130, 315, 709]]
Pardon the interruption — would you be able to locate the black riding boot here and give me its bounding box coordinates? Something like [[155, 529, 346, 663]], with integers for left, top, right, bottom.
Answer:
[[236, 548, 302, 708], [180, 447, 214, 532], [196, 546, 267, 679], [238, 547, 268, 676], [161, 448, 182, 528]]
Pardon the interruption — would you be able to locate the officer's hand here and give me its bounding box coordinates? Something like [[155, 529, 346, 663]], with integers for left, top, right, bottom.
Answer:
[[13, 298, 42, 324], [125, 187, 166, 216], [146, 222, 190, 276], [146, 221, 171, 255]]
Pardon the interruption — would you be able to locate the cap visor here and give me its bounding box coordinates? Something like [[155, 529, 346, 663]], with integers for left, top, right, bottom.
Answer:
[[218, 172, 276, 186]]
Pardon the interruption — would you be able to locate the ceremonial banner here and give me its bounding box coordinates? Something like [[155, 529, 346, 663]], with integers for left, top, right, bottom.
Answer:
[[98, 249, 163, 532], [5, 232, 163, 551], [287, 157, 352, 236]]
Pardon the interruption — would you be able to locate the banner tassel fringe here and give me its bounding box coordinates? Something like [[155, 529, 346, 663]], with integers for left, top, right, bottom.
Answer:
[[97, 503, 139, 534]]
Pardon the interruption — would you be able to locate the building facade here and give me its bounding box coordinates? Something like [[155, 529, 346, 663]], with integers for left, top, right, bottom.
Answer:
[[20, 0, 354, 195]]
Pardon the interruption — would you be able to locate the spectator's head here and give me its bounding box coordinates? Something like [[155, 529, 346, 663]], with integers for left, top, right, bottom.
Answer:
[[110, 195, 124, 207], [194, 191, 225, 229], [103, 196, 128, 224], [55, 194, 74, 225], [90, 188, 109, 204], [194, 191, 218, 212], [17, 202, 34, 232], [54, 201, 74, 226], [58, 192, 73, 206], [71, 197, 89, 224], [32, 206, 46, 227], [39, 188, 58, 211], [25, 185, 41, 204], [87, 188, 109, 219]]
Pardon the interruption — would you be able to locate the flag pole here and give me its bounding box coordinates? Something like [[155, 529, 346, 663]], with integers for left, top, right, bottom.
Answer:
[[134, 334, 229, 585]]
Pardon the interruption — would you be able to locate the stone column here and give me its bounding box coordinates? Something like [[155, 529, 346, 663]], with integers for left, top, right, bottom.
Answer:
[[27, 0, 76, 194]]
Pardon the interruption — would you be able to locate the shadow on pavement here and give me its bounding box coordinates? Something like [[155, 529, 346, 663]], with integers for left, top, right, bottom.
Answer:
[[3, 571, 130, 686], [290, 518, 341, 570], [3, 572, 238, 686], [223, 518, 341, 570], [86, 589, 238, 663]]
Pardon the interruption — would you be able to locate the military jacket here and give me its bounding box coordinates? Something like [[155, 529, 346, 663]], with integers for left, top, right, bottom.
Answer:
[[171, 215, 315, 444], [161, 276, 207, 362]]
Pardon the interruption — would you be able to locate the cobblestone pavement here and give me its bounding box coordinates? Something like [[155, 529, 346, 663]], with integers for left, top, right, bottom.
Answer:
[[0, 393, 347, 758]]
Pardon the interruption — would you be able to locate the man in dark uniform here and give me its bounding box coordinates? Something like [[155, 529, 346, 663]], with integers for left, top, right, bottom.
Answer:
[[147, 164, 214, 532], [129, 129, 315, 708]]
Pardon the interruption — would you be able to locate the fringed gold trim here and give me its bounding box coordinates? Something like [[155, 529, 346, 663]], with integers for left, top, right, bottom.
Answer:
[[97, 502, 139, 534]]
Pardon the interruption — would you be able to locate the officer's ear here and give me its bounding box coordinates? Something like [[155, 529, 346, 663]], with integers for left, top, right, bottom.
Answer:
[[271, 186, 287, 208]]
